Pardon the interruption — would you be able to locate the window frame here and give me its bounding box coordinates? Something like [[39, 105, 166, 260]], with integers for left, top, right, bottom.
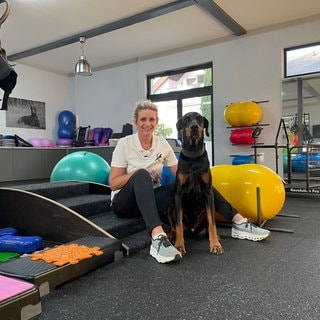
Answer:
[[146, 62, 214, 163], [284, 41, 320, 78]]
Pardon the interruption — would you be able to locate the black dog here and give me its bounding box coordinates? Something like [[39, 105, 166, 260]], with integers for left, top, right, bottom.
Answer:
[[168, 112, 223, 255]]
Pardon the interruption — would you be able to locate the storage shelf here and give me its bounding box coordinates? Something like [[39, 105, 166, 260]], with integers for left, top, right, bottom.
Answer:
[[227, 124, 268, 163], [227, 123, 269, 129], [0, 146, 115, 185]]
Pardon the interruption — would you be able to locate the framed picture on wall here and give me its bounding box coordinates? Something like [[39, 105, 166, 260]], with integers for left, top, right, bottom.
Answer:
[[6, 97, 46, 129]]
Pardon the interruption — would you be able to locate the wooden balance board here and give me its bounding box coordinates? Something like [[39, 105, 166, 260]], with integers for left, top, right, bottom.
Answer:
[[0, 188, 123, 296]]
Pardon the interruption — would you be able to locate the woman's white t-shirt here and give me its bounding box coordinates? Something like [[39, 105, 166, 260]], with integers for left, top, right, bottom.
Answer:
[[110, 133, 178, 199]]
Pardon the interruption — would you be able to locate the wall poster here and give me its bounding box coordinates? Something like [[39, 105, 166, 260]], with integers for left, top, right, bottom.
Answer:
[[6, 97, 46, 129]]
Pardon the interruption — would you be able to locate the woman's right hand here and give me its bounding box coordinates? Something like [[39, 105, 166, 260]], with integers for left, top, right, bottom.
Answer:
[[147, 169, 161, 185]]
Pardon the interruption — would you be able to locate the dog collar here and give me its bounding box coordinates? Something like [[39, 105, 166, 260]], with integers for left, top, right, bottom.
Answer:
[[180, 149, 207, 161]]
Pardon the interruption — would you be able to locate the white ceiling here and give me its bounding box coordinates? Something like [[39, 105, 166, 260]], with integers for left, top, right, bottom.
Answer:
[[1, 0, 320, 76]]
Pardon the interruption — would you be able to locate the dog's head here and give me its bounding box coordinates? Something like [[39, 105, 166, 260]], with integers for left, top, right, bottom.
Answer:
[[176, 112, 209, 155]]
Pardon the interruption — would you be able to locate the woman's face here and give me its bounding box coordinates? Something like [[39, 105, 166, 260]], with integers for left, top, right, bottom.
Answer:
[[136, 108, 158, 138]]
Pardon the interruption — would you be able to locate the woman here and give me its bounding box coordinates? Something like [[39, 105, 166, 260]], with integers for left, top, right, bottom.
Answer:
[[109, 100, 270, 264]]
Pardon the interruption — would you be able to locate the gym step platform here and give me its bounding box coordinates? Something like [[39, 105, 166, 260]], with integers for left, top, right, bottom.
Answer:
[[0, 236, 122, 297], [0, 275, 41, 320]]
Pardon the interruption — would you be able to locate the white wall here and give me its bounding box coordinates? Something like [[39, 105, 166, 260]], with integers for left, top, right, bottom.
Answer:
[[0, 64, 71, 145], [72, 63, 140, 133]]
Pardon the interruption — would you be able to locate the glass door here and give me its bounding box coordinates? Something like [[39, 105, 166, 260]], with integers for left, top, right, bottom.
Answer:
[[147, 62, 214, 163]]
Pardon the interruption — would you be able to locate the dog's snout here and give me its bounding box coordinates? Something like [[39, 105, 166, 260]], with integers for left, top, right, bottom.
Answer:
[[190, 123, 199, 131]]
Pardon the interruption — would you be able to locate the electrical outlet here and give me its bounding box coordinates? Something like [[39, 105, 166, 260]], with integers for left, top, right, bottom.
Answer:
[[259, 153, 264, 162]]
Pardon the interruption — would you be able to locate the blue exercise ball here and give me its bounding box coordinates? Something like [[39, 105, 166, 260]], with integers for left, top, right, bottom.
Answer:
[[291, 153, 320, 173], [58, 110, 76, 139], [161, 152, 180, 184], [232, 155, 254, 165], [50, 151, 110, 185]]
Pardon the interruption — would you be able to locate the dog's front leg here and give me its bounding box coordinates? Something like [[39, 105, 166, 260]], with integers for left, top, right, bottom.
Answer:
[[207, 196, 224, 255], [174, 194, 186, 254], [175, 221, 185, 254], [207, 217, 223, 255], [167, 207, 176, 241]]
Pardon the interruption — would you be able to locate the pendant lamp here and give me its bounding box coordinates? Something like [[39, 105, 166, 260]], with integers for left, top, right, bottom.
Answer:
[[75, 36, 92, 76]]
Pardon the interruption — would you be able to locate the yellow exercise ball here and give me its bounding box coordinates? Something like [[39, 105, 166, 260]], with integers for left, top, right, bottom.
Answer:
[[224, 101, 263, 127], [211, 164, 285, 223]]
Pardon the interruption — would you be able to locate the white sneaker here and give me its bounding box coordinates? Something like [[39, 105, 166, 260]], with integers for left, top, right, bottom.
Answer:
[[150, 235, 182, 263], [232, 219, 270, 241]]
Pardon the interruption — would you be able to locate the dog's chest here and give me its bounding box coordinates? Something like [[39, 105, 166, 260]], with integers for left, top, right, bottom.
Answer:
[[177, 156, 211, 207], [178, 153, 209, 175]]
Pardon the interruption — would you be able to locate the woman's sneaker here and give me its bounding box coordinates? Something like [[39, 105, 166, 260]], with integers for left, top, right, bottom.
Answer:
[[232, 219, 270, 241], [150, 234, 182, 263]]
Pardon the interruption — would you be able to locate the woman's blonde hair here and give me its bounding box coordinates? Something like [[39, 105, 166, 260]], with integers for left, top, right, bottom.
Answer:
[[133, 100, 159, 124]]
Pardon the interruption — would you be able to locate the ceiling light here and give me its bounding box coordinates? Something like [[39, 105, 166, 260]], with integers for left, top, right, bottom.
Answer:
[[74, 36, 92, 76]]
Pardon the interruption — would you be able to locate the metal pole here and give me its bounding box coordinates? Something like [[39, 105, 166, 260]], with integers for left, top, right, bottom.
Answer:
[[297, 78, 303, 148], [256, 187, 261, 226]]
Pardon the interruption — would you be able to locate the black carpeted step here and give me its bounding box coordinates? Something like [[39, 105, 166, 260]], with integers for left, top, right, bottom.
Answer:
[[9, 181, 91, 200], [121, 230, 151, 255], [56, 194, 112, 217], [88, 212, 146, 239]]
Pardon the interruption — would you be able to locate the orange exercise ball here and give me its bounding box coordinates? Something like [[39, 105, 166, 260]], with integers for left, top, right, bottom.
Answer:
[[224, 101, 262, 127], [211, 164, 285, 223]]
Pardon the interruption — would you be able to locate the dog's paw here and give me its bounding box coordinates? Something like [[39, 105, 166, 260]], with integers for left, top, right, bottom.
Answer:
[[175, 243, 186, 255], [210, 243, 224, 255]]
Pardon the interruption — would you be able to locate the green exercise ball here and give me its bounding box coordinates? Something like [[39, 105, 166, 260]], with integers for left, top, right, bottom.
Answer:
[[50, 151, 110, 185]]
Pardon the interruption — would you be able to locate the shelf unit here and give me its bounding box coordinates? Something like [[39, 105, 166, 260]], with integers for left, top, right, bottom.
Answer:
[[0, 146, 115, 185], [227, 123, 269, 163], [286, 144, 320, 191], [251, 118, 290, 174]]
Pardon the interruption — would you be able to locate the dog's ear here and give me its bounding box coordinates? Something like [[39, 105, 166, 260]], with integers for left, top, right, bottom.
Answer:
[[176, 117, 183, 131], [203, 117, 209, 137], [176, 117, 183, 141]]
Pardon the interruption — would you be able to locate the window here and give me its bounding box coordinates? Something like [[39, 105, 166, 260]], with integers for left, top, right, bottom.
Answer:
[[147, 62, 214, 164], [284, 42, 320, 78]]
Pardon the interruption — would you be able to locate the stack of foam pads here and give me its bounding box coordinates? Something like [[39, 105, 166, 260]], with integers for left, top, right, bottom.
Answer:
[[0, 275, 41, 320], [0, 228, 42, 319], [0, 227, 122, 319]]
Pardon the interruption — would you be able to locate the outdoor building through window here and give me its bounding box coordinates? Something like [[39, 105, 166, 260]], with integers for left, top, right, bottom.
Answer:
[[147, 62, 214, 164], [284, 42, 320, 78]]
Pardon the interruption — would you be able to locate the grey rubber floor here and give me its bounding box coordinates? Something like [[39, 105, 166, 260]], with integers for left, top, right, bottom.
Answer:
[[35, 195, 320, 320]]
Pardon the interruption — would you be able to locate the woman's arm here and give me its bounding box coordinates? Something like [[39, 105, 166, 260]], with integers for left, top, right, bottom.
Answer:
[[109, 166, 135, 191], [168, 164, 178, 177]]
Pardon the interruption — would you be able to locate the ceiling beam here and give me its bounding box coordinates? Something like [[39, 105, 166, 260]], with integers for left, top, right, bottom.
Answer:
[[8, 0, 193, 61], [191, 0, 246, 36]]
